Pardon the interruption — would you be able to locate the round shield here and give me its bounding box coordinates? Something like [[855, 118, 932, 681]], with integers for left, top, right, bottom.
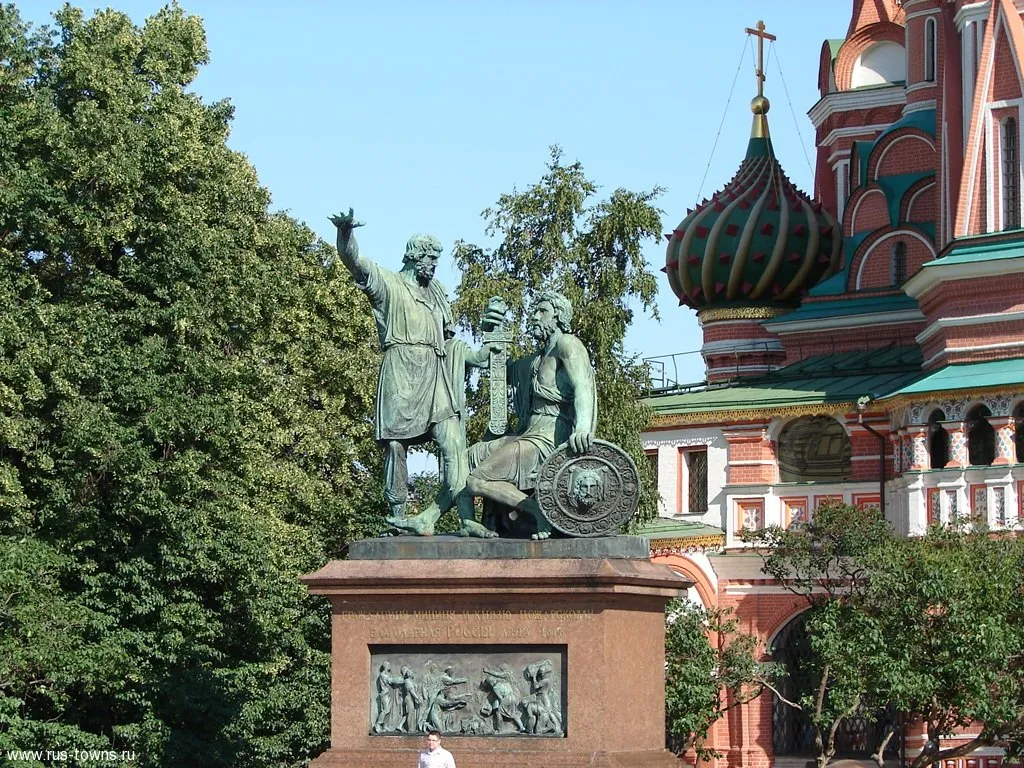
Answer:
[[534, 439, 640, 537]]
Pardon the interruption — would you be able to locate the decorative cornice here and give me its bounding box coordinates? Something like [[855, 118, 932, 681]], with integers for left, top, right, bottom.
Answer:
[[649, 535, 726, 555], [698, 306, 787, 323], [903, 252, 1024, 297], [883, 383, 1022, 407], [701, 338, 784, 353], [821, 122, 893, 148], [903, 98, 937, 115], [651, 401, 859, 427], [808, 86, 907, 129], [915, 309, 1024, 343], [767, 308, 926, 334], [954, 1, 991, 32]]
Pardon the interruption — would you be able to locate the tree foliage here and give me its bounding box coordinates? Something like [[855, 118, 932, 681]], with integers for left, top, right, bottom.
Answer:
[[451, 146, 664, 522], [745, 504, 1024, 768], [744, 501, 893, 768], [864, 526, 1024, 768], [0, 4, 382, 764], [664, 600, 782, 760]]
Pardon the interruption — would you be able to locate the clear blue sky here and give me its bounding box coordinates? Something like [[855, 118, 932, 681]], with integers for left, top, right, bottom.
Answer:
[[22, 0, 852, 384]]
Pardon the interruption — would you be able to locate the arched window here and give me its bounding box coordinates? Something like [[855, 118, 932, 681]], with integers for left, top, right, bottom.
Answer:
[[852, 42, 907, 88], [928, 409, 950, 469], [892, 241, 907, 286], [778, 416, 852, 482], [1003, 117, 1020, 230], [771, 612, 899, 759], [1014, 402, 1024, 462], [966, 404, 995, 466], [925, 18, 937, 83]]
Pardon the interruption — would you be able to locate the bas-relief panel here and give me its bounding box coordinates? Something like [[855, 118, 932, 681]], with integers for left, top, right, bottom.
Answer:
[[370, 646, 565, 738]]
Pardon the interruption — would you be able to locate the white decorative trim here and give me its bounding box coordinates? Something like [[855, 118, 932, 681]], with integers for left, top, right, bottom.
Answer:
[[725, 585, 807, 596], [922, 339, 1024, 369], [827, 148, 852, 165], [903, 97, 937, 115], [873, 133, 936, 180], [906, 180, 936, 220], [915, 309, 1024, 343], [698, 318, 771, 329], [704, 364, 776, 376], [701, 338, 783, 354], [941, 112, 951, 248], [849, 187, 886, 231], [996, 105, 1024, 229], [906, 82, 937, 95], [835, 158, 850, 221], [955, 2, 991, 32], [924, 16, 937, 84], [903, 249, 1024, 297], [728, 460, 775, 466], [768, 309, 926, 334], [821, 122, 893, 147], [987, 106, 996, 233], [855, 230, 938, 289], [963, 9, 997, 236], [989, 98, 1024, 109], [905, 8, 941, 22], [808, 87, 907, 129]]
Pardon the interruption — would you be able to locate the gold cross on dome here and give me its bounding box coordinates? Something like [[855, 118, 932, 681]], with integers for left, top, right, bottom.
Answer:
[[745, 20, 777, 98]]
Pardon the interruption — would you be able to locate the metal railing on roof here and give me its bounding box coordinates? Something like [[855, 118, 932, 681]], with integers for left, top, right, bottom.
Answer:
[[643, 340, 922, 396]]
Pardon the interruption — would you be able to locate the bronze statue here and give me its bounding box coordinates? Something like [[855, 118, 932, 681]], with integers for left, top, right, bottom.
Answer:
[[330, 210, 494, 538], [464, 290, 597, 539]]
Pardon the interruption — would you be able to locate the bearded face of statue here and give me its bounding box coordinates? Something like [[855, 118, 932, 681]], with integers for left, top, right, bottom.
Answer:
[[572, 469, 604, 511]]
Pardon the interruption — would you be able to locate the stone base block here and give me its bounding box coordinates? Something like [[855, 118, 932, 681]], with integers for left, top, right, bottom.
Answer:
[[310, 746, 681, 767], [301, 555, 690, 766]]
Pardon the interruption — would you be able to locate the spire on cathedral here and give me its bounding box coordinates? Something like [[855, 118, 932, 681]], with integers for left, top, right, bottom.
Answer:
[[745, 20, 776, 140], [662, 19, 841, 313]]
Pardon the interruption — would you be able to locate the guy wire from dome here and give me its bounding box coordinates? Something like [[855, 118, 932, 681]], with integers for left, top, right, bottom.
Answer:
[[662, 19, 841, 312]]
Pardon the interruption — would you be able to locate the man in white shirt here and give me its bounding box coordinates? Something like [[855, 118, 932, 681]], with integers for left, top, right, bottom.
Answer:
[[418, 730, 456, 768]]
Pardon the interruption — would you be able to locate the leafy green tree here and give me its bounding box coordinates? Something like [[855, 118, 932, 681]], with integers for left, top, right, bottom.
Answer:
[[0, 4, 381, 765], [864, 526, 1024, 768], [664, 600, 783, 760], [747, 503, 1024, 768], [743, 502, 893, 768], [451, 146, 664, 522]]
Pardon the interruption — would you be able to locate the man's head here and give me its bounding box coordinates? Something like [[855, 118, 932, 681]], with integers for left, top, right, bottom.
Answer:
[[572, 468, 605, 510], [425, 730, 442, 751], [528, 289, 572, 342], [403, 234, 442, 285]]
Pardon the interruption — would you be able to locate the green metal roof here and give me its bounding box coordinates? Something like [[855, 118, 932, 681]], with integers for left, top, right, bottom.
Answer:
[[928, 237, 1024, 267], [852, 110, 935, 189], [762, 292, 919, 324], [886, 358, 1024, 397], [646, 347, 923, 416], [827, 39, 844, 63], [634, 517, 724, 541], [875, 108, 936, 142]]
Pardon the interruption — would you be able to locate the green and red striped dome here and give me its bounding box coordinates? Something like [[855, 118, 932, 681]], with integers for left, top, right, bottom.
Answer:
[[665, 135, 841, 309]]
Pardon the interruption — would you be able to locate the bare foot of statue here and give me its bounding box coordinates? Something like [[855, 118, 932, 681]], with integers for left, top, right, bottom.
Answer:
[[384, 506, 438, 536], [458, 520, 499, 539]]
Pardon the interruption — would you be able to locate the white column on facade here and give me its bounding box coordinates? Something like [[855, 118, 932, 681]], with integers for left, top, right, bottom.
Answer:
[[835, 159, 850, 221], [963, 20, 975, 150]]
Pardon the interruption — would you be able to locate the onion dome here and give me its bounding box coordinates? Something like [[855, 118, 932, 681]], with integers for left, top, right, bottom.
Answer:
[[664, 91, 841, 310]]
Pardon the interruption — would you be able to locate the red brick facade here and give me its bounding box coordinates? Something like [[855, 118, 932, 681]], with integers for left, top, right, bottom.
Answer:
[[646, 1, 1024, 765]]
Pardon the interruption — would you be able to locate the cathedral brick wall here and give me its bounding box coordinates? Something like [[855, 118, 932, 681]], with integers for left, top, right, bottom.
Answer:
[[779, 322, 924, 364]]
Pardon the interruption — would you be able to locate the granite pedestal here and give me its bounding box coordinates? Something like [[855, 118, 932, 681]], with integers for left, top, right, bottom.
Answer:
[[301, 536, 689, 768]]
